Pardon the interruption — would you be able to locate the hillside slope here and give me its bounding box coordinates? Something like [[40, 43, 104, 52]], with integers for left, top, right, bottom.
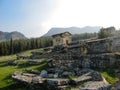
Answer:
[[44, 26, 101, 36], [0, 31, 27, 42]]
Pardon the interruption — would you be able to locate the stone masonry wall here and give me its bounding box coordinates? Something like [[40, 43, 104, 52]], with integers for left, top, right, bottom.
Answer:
[[52, 53, 117, 69], [68, 36, 120, 54]]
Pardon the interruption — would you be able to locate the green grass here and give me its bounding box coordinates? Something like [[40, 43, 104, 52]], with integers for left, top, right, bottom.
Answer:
[[0, 60, 47, 90], [0, 49, 48, 90], [18, 48, 43, 56], [92, 68, 119, 84], [101, 71, 119, 84], [0, 55, 16, 61]]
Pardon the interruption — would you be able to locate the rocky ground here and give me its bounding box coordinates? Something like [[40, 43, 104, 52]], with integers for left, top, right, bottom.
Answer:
[[12, 65, 111, 90], [11, 47, 120, 90]]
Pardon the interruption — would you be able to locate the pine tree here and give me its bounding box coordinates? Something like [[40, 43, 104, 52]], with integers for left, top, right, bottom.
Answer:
[[10, 37, 13, 54]]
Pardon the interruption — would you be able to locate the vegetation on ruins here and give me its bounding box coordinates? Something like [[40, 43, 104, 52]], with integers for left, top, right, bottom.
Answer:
[[98, 27, 115, 39], [93, 68, 119, 84]]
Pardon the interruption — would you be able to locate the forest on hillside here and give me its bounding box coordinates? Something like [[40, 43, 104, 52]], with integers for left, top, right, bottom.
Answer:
[[0, 37, 52, 56]]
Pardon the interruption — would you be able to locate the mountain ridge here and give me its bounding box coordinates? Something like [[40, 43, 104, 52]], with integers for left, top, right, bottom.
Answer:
[[0, 31, 27, 42], [44, 26, 101, 36]]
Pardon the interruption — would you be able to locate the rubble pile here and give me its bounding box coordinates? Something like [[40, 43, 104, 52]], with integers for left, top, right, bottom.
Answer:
[[11, 35, 120, 90], [80, 81, 111, 90], [12, 68, 111, 90]]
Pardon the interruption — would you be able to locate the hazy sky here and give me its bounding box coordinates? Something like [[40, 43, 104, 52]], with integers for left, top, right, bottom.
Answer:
[[0, 0, 120, 37]]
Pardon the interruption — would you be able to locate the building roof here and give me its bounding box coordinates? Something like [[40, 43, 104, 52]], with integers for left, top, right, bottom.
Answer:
[[52, 32, 72, 38]]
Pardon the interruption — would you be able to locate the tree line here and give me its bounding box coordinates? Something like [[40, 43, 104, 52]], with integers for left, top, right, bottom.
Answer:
[[98, 27, 115, 39], [0, 36, 52, 56], [72, 32, 98, 41], [72, 27, 115, 41]]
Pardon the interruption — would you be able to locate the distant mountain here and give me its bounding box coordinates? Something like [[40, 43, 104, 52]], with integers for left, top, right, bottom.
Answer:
[[44, 26, 101, 36], [0, 31, 27, 42]]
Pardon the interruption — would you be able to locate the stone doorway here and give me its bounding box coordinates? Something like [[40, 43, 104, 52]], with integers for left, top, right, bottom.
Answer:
[[66, 40, 69, 45]]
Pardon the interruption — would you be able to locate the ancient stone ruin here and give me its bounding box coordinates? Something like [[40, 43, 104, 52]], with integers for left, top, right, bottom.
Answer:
[[12, 32, 120, 90], [52, 32, 72, 46]]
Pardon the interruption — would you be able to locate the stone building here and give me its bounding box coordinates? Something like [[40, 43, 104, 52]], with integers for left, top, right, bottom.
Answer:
[[50, 32, 120, 69], [52, 32, 72, 46]]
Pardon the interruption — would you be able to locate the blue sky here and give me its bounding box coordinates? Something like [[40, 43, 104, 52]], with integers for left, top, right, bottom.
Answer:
[[0, 0, 120, 37], [0, 0, 57, 37]]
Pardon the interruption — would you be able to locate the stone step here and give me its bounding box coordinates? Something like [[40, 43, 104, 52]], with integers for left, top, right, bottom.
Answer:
[[70, 74, 92, 85], [80, 81, 111, 90], [45, 78, 69, 86]]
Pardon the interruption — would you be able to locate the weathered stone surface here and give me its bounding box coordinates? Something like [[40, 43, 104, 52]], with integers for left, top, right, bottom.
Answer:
[[12, 72, 45, 84], [12, 69, 111, 90], [80, 81, 111, 90], [28, 59, 43, 65], [7, 60, 17, 65], [70, 75, 92, 85], [47, 68, 56, 74], [54, 67, 63, 74], [74, 68, 80, 73], [25, 69, 40, 74], [32, 76, 45, 84], [62, 71, 73, 77], [48, 74, 54, 78], [52, 44, 67, 52], [91, 71, 103, 81], [40, 70, 48, 78], [46, 59, 53, 67], [54, 73, 58, 78], [45, 78, 69, 86], [82, 59, 90, 68], [51, 53, 116, 69], [76, 69, 93, 76], [113, 80, 120, 90]]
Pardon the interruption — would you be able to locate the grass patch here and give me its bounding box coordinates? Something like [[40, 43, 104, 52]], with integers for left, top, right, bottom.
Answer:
[[0, 49, 48, 90], [95, 68, 119, 84], [0, 55, 16, 61], [18, 48, 43, 56], [101, 71, 119, 84], [92, 68, 119, 84]]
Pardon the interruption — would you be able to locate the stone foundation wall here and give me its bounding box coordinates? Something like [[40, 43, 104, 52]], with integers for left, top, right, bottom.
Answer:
[[52, 53, 117, 69], [68, 36, 120, 54]]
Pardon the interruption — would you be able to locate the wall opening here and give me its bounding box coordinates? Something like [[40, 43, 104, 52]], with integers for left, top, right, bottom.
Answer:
[[81, 47, 87, 55], [66, 40, 69, 45]]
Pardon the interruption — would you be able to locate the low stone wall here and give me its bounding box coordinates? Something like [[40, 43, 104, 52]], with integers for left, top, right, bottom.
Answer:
[[51, 53, 117, 69], [68, 36, 120, 54]]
